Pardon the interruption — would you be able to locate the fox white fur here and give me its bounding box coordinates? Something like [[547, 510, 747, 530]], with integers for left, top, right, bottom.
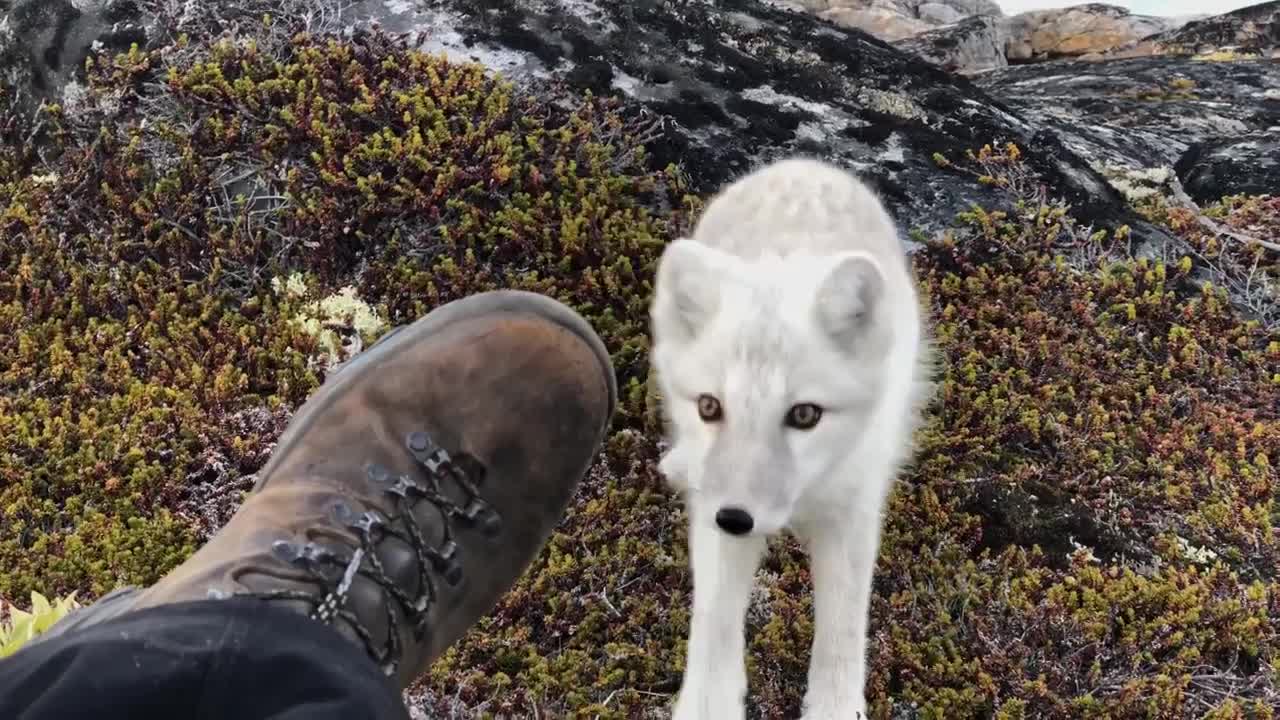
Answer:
[[649, 157, 934, 720]]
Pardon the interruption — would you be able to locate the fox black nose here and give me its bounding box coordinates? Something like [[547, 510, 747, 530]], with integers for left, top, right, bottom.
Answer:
[[715, 507, 754, 536]]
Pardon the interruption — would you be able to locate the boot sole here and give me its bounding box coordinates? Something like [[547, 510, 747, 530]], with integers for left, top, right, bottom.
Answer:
[[256, 290, 618, 486]]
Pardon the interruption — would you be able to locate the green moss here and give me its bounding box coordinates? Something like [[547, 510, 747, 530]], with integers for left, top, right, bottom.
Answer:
[[2, 28, 1276, 720]]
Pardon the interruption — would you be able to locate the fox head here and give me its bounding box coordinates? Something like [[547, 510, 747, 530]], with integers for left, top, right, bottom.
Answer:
[[649, 237, 900, 537]]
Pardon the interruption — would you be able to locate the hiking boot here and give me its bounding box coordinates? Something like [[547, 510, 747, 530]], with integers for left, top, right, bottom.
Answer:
[[33, 290, 617, 688]]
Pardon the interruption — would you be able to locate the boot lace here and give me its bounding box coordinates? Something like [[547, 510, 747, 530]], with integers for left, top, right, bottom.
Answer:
[[243, 430, 500, 678]]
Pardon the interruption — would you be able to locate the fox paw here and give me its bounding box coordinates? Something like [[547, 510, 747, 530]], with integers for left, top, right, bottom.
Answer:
[[671, 681, 746, 720], [799, 710, 867, 720], [799, 697, 867, 720]]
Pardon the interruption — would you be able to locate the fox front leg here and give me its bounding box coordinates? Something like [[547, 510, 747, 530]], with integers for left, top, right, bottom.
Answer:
[[671, 508, 766, 720], [799, 516, 880, 720]]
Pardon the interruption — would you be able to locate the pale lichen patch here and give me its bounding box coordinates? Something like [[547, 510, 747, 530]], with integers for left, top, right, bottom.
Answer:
[[274, 274, 388, 368]]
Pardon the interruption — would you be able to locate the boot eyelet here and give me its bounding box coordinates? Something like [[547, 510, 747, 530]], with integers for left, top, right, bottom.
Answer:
[[406, 431, 433, 454], [331, 501, 355, 525], [365, 463, 393, 484], [271, 540, 302, 562], [354, 510, 386, 535]]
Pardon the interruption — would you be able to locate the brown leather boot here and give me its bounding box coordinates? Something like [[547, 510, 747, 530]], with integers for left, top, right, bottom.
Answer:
[[35, 290, 616, 689]]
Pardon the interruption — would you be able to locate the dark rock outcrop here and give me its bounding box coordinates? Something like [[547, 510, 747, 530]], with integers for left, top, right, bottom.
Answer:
[[975, 54, 1280, 199], [0, 0, 146, 118], [1176, 133, 1280, 204]]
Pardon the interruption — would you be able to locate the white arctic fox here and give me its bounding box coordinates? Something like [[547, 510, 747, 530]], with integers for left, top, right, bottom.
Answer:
[[649, 157, 934, 719]]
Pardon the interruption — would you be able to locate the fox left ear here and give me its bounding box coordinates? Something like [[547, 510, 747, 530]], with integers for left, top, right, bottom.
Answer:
[[651, 238, 723, 343], [814, 252, 885, 348]]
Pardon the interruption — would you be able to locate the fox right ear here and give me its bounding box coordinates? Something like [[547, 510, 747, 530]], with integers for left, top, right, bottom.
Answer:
[[652, 238, 721, 342], [814, 251, 885, 350]]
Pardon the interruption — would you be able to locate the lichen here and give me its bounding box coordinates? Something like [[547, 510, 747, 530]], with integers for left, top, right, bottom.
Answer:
[[278, 276, 388, 368], [1093, 161, 1175, 203], [858, 87, 928, 121], [271, 272, 309, 299], [1128, 77, 1200, 102], [1193, 48, 1262, 62]]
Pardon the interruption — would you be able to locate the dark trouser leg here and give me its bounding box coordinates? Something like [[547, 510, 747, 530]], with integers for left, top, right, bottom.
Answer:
[[0, 597, 410, 720]]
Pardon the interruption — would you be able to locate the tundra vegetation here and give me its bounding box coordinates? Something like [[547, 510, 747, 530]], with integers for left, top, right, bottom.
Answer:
[[0, 24, 1276, 719]]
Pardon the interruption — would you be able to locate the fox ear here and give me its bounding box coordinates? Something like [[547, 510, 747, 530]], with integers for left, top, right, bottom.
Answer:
[[652, 238, 722, 342], [814, 252, 885, 349]]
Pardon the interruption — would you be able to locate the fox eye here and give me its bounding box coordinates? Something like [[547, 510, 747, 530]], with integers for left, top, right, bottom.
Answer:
[[785, 403, 823, 429], [697, 394, 723, 422]]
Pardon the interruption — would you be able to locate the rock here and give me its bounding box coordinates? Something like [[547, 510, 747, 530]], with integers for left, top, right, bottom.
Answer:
[[819, 6, 933, 40], [949, 0, 1001, 15], [768, 2, 1276, 74], [896, 15, 1008, 72], [975, 54, 1280, 188], [1003, 4, 1179, 62], [785, 0, 1001, 18], [890, 2, 1185, 73], [0, 0, 147, 119], [1139, 0, 1280, 57], [1175, 133, 1280, 204], [785, 0, 1003, 41], [1005, 34, 1033, 62], [916, 2, 964, 26]]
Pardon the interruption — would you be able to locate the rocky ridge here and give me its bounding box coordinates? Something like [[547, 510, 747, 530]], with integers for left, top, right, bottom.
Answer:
[[362, 0, 1276, 270], [900, 3, 1182, 72], [900, 2, 1280, 74], [768, 0, 1004, 41], [774, 0, 1190, 71], [1139, 0, 1280, 57], [4, 0, 1176, 250]]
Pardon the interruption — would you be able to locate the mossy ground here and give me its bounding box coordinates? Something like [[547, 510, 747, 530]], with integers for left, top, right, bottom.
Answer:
[[1, 26, 1276, 720]]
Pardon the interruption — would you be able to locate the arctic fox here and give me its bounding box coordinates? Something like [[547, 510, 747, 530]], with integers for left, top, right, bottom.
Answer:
[[649, 157, 933, 720]]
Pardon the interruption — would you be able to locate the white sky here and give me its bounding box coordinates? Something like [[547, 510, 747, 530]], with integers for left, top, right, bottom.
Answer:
[[997, 0, 1256, 16]]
